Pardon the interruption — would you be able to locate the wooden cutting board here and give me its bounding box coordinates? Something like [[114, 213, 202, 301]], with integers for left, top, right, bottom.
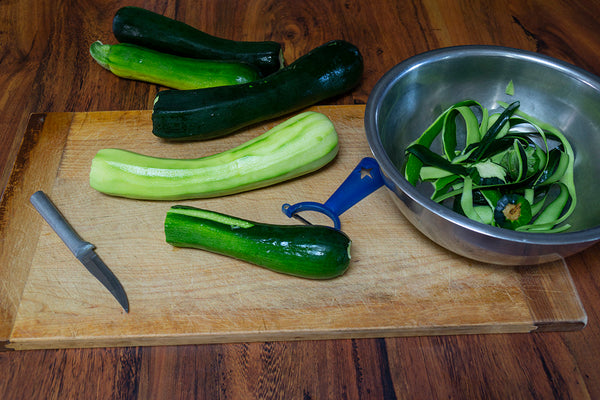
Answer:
[[0, 105, 586, 351]]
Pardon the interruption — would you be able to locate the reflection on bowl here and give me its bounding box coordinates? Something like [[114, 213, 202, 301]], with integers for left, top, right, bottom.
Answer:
[[365, 45, 600, 265]]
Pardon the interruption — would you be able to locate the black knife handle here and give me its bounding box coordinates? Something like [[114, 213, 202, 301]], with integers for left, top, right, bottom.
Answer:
[[30, 190, 94, 258]]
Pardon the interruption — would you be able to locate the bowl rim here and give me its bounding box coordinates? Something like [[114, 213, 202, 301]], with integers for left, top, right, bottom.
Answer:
[[365, 44, 600, 246]]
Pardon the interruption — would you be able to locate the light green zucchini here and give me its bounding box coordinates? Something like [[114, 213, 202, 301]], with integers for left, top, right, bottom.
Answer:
[[89, 111, 338, 200], [90, 41, 260, 89]]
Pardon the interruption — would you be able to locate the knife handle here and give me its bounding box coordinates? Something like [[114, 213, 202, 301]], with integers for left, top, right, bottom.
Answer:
[[30, 190, 94, 258]]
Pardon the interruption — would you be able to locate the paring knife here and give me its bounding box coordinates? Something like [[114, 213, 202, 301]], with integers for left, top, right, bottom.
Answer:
[[30, 190, 129, 313]]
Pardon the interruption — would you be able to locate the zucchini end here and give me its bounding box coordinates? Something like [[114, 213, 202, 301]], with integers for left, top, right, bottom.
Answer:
[[89, 41, 111, 70]]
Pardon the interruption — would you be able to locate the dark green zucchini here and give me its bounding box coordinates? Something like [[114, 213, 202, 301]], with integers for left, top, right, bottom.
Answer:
[[152, 40, 363, 140], [165, 206, 352, 279], [113, 6, 283, 77]]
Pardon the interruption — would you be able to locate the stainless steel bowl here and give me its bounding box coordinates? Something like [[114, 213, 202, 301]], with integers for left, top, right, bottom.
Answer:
[[365, 45, 600, 265]]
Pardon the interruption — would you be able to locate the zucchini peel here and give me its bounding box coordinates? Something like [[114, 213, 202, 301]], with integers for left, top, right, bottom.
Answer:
[[404, 99, 576, 232], [89, 111, 339, 200]]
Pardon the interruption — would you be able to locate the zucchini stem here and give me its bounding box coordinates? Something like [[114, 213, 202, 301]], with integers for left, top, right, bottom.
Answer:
[[89, 41, 111, 70]]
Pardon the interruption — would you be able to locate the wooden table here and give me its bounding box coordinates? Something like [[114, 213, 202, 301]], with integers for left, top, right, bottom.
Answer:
[[1, 0, 599, 398]]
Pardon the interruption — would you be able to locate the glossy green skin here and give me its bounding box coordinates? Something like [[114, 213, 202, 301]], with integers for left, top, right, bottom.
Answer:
[[152, 40, 364, 140], [165, 206, 352, 279], [90, 41, 260, 90], [113, 6, 283, 77]]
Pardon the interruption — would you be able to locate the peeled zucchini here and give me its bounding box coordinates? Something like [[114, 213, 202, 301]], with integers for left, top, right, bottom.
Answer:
[[89, 111, 339, 200]]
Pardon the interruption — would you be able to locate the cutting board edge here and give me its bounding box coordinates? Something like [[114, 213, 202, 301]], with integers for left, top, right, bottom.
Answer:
[[4, 322, 543, 351], [0, 112, 75, 342], [4, 315, 591, 351]]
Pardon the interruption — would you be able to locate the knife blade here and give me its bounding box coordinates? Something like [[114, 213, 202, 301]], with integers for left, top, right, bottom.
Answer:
[[29, 190, 129, 313]]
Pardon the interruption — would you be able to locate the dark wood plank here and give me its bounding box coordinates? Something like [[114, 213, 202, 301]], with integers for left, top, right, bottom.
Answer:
[[0, 0, 599, 398]]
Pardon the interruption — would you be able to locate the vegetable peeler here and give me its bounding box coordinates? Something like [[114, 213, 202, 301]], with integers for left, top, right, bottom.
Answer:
[[282, 157, 385, 230]]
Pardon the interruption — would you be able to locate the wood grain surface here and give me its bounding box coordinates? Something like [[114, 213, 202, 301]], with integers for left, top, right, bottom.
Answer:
[[1, 0, 599, 398], [0, 107, 586, 350]]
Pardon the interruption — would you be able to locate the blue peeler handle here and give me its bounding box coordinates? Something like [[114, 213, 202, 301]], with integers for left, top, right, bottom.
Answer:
[[282, 157, 385, 230]]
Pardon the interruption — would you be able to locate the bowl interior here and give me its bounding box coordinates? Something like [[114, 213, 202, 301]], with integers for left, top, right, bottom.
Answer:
[[370, 46, 600, 232]]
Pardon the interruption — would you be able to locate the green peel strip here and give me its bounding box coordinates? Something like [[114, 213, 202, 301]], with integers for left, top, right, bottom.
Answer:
[[403, 99, 576, 232]]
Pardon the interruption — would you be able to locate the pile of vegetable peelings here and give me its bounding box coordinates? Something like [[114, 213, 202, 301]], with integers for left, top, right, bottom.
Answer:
[[403, 95, 576, 233]]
